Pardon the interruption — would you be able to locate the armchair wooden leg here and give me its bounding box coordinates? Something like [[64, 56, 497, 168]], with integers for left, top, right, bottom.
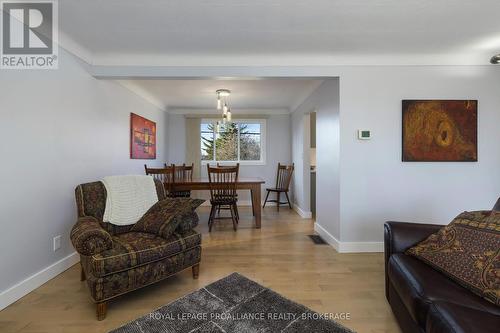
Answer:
[[192, 264, 200, 279], [277, 192, 281, 211], [80, 264, 86, 282], [96, 302, 107, 321]]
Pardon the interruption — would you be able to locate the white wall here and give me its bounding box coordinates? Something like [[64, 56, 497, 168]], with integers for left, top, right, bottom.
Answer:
[[167, 113, 292, 203], [338, 66, 500, 245], [292, 80, 341, 238], [289, 67, 499, 251], [0, 48, 168, 304]]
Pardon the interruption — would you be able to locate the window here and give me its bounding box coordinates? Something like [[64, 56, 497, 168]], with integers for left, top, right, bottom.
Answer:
[[201, 120, 266, 164]]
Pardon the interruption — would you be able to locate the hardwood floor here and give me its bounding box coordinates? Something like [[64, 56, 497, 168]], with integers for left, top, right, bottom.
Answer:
[[0, 207, 401, 333]]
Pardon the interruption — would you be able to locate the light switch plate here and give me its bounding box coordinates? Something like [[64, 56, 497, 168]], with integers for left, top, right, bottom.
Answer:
[[358, 130, 371, 140], [53, 235, 61, 251]]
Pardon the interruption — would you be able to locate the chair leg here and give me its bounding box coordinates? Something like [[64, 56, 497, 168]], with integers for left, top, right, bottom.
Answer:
[[192, 263, 200, 279], [96, 302, 107, 321], [80, 264, 86, 282], [208, 205, 213, 225], [208, 205, 216, 232], [285, 191, 292, 209], [233, 203, 239, 222], [277, 191, 281, 211], [230, 205, 237, 231], [263, 190, 270, 208]]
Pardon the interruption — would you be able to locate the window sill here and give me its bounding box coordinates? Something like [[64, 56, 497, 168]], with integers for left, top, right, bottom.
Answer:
[[201, 161, 266, 166]]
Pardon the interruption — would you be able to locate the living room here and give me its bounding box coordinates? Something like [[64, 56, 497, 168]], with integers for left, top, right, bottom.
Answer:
[[0, 1, 499, 333]]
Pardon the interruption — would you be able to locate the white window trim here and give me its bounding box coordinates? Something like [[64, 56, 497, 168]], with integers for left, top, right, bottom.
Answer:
[[200, 118, 267, 166]]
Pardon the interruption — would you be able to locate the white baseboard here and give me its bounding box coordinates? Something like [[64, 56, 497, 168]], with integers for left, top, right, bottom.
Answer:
[[0, 252, 80, 311], [338, 241, 384, 253], [314, 222, 340, 251], [292, 204, 312, 218], [314, 222, 383, 253]]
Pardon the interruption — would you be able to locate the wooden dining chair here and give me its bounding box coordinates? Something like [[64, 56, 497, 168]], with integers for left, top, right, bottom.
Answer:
[[168, 163, 194, 198], [263, 163, 294, 211], [144, 165, 175, 197], [207, 164, 239, 232], [215, 163, 240, 219]]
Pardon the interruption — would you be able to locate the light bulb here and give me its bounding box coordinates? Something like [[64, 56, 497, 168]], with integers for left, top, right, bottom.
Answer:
[[223, 104, 228, 115], [217, 97, 222, 110], [227, 110, 232, 121]]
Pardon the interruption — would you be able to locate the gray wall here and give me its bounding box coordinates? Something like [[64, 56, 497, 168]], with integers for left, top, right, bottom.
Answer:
[[338, 66, 500, 243], [292, 80, 340, 237], [0, 48, 168, 293], [167, 113, 292, 203]]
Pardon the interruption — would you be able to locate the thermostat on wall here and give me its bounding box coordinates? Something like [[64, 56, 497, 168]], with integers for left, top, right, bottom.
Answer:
[[358, 130, 371, 140]]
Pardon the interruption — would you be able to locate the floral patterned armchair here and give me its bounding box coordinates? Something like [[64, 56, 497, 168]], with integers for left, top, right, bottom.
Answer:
[[70, 179, 202, 320]]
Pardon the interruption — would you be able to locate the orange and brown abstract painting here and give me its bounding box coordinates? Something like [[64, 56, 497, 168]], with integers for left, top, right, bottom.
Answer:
[[130, 113, 156, 159], [402, 100, 477, 162]]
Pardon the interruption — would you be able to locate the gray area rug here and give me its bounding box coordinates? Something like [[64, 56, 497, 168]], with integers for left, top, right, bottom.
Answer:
[[111, 272, 354, 333]]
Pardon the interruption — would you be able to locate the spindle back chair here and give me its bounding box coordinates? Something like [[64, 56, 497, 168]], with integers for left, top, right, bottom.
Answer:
[[207, 164, 240, 232]]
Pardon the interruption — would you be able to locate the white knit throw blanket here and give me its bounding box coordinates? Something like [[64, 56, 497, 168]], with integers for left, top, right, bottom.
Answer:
[[102, 175, 158, 226]]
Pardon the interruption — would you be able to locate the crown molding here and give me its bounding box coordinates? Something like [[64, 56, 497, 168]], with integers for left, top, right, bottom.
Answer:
[[116, 80, 167, 111], [87, 52, 497, 67], [168, 108, 290, 115], [58, 30, 93, 65]]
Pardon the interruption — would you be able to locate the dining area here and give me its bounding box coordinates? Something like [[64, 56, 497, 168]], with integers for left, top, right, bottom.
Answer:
[[144, 162, 294, 231]]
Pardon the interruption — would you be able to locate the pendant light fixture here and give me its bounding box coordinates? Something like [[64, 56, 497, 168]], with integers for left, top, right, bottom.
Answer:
[[215, 89, 232, 128]]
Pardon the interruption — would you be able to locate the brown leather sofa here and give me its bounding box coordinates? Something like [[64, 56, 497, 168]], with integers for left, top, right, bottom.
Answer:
[[384, 199, 500, 333]]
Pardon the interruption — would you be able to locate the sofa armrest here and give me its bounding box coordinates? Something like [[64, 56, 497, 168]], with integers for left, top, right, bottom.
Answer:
[[70, 216, 113, 256], [384, 221, 443, 256], [384, 221, 442, 301]]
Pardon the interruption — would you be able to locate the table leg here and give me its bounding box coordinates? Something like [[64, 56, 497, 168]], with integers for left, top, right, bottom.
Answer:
[[251, 185, 261, 228]]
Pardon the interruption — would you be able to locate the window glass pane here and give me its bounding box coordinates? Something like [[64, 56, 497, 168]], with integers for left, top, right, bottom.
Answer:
[[201, 123, 214, 161], [239, 123, 261, 161], [215, 123, 238, 161]]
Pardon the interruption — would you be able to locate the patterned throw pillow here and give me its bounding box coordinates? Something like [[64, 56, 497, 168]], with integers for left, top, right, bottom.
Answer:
[[407, 211, 500, 305], [172, 198, 204, 232], [131, 198, 205, 238], [176, 211, 200, 233]]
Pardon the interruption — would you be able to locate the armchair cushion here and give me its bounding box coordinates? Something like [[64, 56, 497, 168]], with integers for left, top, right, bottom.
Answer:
[[131, 198, 204, 238], [71, 216, 113, 256], [407, 210, 500, 305], [81, 229, 201, 277]]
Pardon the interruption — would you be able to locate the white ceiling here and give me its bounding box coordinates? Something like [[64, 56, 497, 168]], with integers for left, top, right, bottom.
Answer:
[[118, 79, 324, 111], [59, 0, 500, 65]]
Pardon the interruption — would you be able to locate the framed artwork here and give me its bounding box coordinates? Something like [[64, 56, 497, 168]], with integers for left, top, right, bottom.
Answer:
[[130, 113, 156, 159], [402, 100, 477, 162]]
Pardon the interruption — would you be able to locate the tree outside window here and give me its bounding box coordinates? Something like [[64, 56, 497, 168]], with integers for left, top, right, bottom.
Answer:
[[201, 121, 264, 163]]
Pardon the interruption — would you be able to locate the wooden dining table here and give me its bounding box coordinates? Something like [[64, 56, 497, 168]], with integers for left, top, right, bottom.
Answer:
[[173, 177, 265, 229]]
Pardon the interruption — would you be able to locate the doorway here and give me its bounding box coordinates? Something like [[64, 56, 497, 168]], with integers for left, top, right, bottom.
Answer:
[[309, 111, 317, 220]]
